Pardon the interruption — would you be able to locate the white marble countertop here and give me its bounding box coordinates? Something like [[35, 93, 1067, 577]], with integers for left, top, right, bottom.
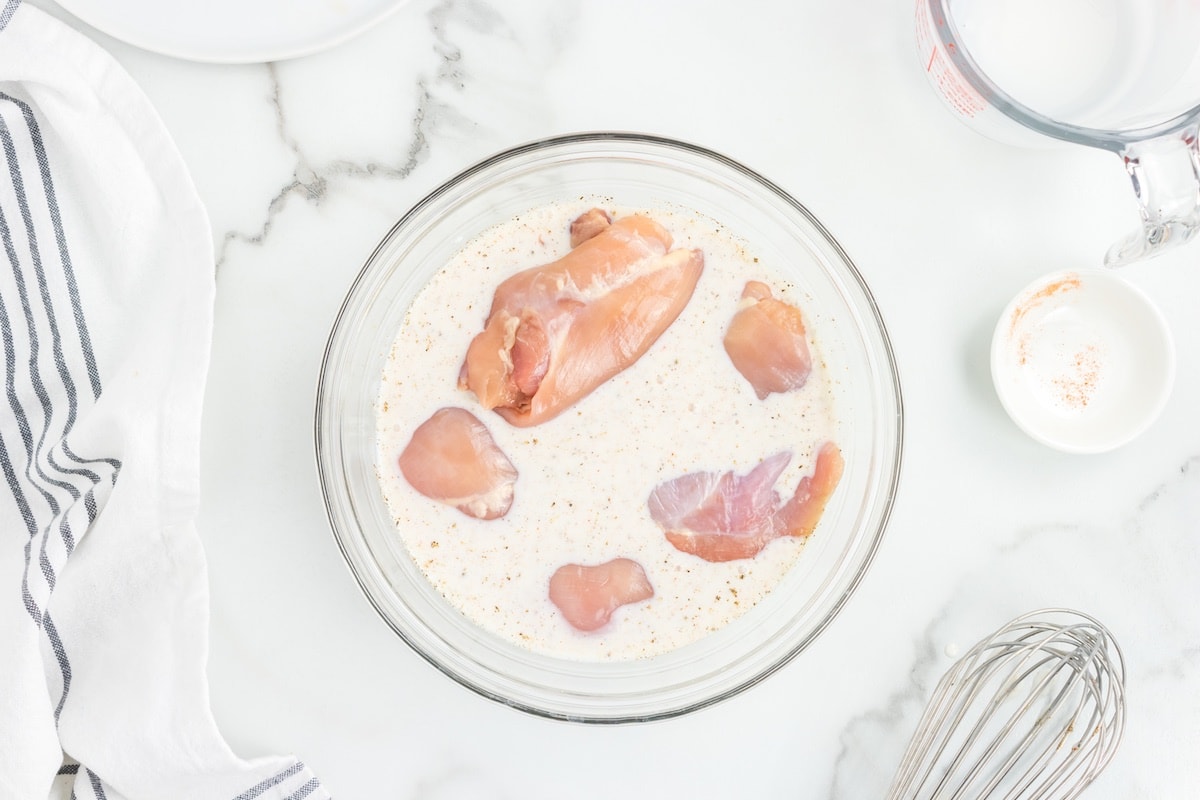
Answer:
[[30, 0, 1200, 796]]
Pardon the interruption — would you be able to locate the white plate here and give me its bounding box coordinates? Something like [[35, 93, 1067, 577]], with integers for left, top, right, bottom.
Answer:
[[54, 0, 411, 64], [990, 269, 1174, 454]]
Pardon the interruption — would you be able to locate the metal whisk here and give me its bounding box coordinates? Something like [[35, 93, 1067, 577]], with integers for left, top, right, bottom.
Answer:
[[887, 608, 1126, 800]]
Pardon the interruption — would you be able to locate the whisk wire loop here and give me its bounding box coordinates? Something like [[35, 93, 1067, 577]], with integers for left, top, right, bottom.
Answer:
[[887, 609, 1126, 800]]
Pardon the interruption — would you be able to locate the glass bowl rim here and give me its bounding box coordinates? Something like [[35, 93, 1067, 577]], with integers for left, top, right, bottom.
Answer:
[[314, 130, 906, 722]]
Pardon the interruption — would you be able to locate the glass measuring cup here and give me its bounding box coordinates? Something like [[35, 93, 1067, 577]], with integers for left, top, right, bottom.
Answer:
[[915, 0, 1200, 266]]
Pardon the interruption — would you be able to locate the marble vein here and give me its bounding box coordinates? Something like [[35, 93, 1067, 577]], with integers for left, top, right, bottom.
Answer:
[[824, 629, 942, 798], [825, 451, 1200, 797], [214, 68, 431, 270], [213, 0, 499, 271], [210, 0, 581, 273]]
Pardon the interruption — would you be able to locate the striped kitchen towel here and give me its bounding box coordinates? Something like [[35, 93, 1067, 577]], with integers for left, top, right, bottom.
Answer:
[[0, 3, 328, 799]]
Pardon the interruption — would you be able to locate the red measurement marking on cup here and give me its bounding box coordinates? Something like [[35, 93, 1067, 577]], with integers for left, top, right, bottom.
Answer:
[[915, 0, 987, 118]]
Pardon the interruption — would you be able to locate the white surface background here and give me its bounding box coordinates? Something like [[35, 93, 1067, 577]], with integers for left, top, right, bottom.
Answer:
[[29, 0, 1200, 797]]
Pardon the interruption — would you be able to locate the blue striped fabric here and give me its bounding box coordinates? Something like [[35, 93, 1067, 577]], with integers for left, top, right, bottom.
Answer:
[[86, 768, 107, 800], [1, 3, 328, 797], [0, 0, 18, 32], [1, 87, 123, 756], [233, 763, 315, 800]]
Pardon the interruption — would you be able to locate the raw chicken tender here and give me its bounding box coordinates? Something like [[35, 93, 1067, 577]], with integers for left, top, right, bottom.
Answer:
[[568, 207, 613, 248], [461, 210, 704, 427], [648, 442, 844, 562], [723, 280, 813, 400], [398, 407, 518, 520], [548, 558, 655, 632]]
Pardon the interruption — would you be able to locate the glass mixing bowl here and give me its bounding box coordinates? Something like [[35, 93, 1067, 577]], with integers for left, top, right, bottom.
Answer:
[[315, 132, 903, 722]]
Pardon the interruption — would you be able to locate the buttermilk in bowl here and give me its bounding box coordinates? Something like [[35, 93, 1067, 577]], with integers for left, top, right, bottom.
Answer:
[[375, 200, 841, 661]]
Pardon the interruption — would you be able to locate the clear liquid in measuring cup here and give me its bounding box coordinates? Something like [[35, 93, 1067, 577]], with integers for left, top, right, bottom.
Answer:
[[952, 0, 1199, 131]]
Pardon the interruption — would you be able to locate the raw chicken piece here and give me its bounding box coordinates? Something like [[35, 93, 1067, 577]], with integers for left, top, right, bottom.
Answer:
[[648, 443, 844, 562], [548, 558, 655, 632], [569, 207, 612, 248], [723, 280, 812, 400], [461, 210, 704, 427], [398, 407, 518, 520], [648, 452, 791, 562], [777, 441, 845, 538]]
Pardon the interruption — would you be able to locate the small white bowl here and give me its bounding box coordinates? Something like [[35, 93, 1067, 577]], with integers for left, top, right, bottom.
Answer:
[[990, 269, 1174, 453]]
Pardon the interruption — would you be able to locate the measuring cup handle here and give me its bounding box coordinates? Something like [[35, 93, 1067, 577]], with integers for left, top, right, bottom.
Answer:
[[1106, 125, 1200, 266]]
